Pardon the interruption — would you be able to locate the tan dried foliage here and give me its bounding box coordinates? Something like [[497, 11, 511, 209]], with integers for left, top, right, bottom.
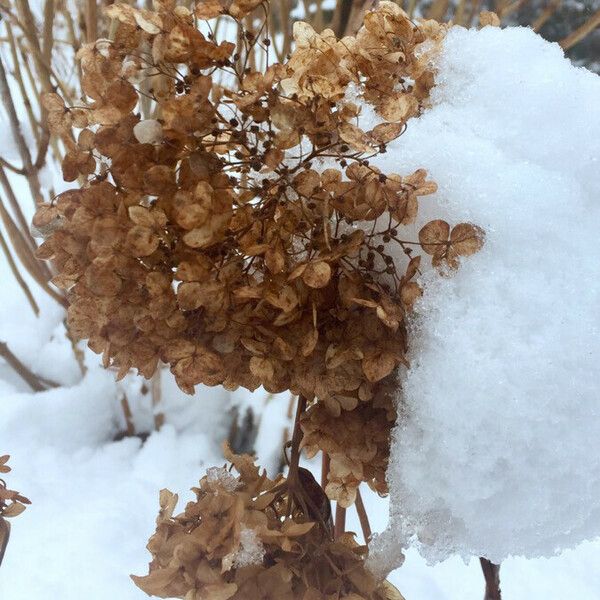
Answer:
[[0, 456, 30, 519], [133, 448, 404, 600], [35, 1, 482, 507]]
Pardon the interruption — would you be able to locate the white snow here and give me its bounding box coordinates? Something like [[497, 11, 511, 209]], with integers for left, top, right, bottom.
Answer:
[[231, 526, 265, 568], [133, 119, 163, 145], [369, 25, 600, 566]]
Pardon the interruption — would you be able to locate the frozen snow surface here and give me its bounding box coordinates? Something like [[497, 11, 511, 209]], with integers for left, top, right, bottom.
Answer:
[[371, 25, 600, 565], [2, 23, 600, 600]]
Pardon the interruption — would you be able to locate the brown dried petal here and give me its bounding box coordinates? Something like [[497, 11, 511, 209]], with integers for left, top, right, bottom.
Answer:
[[302, 262, 331, 289], [450, 223, 485, 257], [418, 219, 450, 256]]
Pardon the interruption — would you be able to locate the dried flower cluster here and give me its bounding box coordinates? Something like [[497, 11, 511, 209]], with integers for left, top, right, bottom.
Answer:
[[34, 0, 483, 510], [0, 456, 29, 519], [133, 446, 405, 600]]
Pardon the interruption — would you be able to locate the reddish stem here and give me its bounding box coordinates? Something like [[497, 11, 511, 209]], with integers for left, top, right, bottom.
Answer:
[[334, 504, 346, 539]]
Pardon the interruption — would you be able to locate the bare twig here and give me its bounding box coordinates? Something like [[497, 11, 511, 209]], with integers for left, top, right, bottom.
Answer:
[[321, 451, 330, 489], [42, 0, 55, 64], [560, 8, 600, 50], [151, 368, 164, 430], [0, 51, 42, 205], [121, 394, 136, 437], [64, 321, 86, 377], [0, 341, 50, 392], [480, 558, 502, 600], [5, 22, 41, 146], [343, 0, 377, 36], [532, 0, 561, 31], [0, 165, 55, 288], [334, 503, 346, 539], [0, 194, 66, 308], [288, 395, 307, 479], [86, 0, 98, 44], [355, 486, 372, 543], [498, 0, 528, 19], [0, 517, 10, 567], [0, 227, 39, 315], [0, 165, 37, 253]]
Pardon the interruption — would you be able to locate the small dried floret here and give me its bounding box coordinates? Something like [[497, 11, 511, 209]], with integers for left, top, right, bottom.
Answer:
[[0, 456, 30, 519]]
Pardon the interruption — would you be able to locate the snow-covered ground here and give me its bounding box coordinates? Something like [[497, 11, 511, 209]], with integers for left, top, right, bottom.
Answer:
[[1, 22, 600, 600]]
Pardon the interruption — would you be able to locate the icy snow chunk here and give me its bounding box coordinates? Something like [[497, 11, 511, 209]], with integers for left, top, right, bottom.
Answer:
[[370, 26, 600, 566], [206, 466, 239, 491], [233, 527, 265, 568], [133, 119, 163, 145]]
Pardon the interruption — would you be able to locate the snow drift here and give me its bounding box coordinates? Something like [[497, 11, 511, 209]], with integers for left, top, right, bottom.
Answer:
[[370, 25, 600, 567]]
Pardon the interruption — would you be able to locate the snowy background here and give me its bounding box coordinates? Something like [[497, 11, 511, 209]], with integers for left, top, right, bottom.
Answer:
[[1, 23, 600, 600]]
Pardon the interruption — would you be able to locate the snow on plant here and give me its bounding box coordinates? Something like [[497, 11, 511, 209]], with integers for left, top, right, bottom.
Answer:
[[368, 25, 600, 571], [131, 444, 405, 599], [31, 0, 487, 596]]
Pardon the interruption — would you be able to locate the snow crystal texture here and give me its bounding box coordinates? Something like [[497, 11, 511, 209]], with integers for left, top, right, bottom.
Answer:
[[371, 25, 600, 565]]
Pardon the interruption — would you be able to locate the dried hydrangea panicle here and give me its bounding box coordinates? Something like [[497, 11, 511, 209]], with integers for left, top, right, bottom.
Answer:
[[34, 1, 482, 509], [132, 449, 405, 599]]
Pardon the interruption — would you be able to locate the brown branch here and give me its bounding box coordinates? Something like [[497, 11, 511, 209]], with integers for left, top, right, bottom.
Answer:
[[121, 394, 136, 437], [498, 0, 528, 19], [151, 368, 164, 430], [0, 193, 66, 308], [0, 517, 10, 567], [321, 451, 330, 489], [0, 195, 42, 276], [355, 486, 372, 543], [289, 394, 307, 480], [3, 22, 39, 144], [86, 0, 98, 44], [0, 227, 39, 316], [480, 558, 502, 600], [334, 503, 346, 539], [0, 341, 48, 392], [42, 0, 55, 64], [560, 8, 600, 50], [0, 164, 55, 286], [343, 0, 377, 36], [0, 157, 25, 175], [531, 0, 561, 32], [0, 50, 42, 205], [466, 0, 482, 27], [0, 165, 37, 253]]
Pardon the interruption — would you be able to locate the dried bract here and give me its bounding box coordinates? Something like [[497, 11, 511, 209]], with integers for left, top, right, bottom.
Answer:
[[0, 456, 30, 519]]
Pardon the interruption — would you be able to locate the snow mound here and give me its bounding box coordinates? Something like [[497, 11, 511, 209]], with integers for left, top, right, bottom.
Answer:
[[370, 25, 600, 567]]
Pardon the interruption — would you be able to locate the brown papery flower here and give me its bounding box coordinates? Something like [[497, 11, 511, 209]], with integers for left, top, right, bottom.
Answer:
[[34, 0, 482, 512], [132, 446, 406, 599]]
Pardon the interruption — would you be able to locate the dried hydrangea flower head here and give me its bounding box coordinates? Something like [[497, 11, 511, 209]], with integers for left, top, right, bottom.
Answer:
[[34, 0, 482, 509], [132, 446, 406, 599]]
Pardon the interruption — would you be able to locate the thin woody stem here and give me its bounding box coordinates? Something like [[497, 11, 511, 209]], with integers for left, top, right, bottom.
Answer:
[[284, 395, 307, 519], [480, 557, 502, 600], [0, 341, 55, 392], [334, 504, 346, 539], [321, 451, 330, 489], [289, 394, 307, 481], [0, 227, 39, 316], [355, 486, 372, 543], [0, 517, 10, 567]]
